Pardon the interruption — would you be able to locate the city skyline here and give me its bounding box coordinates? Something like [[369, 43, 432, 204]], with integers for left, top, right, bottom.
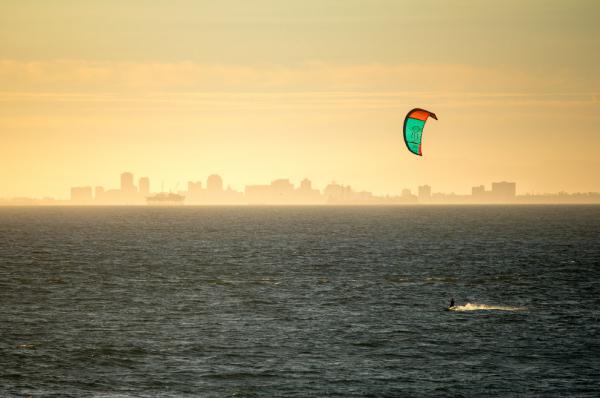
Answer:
[[2, 171, 599, 206]]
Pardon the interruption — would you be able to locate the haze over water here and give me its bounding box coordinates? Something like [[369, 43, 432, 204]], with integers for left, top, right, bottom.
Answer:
[[2, 206, 599, 397]]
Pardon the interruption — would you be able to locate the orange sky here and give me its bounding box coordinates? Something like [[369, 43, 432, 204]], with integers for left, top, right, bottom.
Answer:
[[1, 1, 599, 198]]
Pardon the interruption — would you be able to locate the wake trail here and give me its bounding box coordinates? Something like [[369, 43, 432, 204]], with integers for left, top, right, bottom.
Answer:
[[449, 303, 525, 312]]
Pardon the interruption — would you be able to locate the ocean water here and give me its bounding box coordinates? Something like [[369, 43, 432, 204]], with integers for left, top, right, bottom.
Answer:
[[0, 205, 599, 397]]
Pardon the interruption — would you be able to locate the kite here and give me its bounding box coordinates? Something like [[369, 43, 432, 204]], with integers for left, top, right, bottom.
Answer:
[[403, 108, 437, 156]]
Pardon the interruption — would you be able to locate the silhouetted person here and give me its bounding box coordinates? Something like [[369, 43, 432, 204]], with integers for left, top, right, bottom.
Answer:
[[449, 298, 455, 308]]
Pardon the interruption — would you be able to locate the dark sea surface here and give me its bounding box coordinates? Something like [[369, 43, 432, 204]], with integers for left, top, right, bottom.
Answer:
[[1, 206, 599, 397]]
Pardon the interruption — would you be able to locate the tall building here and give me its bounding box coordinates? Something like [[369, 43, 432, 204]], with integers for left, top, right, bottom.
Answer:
[[121, 172, 136, 193], [299, 178, 312, 191], [139, 177, 150, 196], [207, 174, 223, 192], [297, 178, 322, 204], [418, 185, 431, 203]]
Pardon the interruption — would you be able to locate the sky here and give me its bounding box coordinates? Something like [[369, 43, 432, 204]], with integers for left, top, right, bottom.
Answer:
[[1, 0, 599, 198]]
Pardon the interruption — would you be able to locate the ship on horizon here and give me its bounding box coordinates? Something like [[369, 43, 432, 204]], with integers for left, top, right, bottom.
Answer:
[[146, 192, 185, 205]]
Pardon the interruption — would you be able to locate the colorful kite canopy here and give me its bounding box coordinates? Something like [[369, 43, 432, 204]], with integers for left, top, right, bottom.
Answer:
[[403, 108, 438, 156]]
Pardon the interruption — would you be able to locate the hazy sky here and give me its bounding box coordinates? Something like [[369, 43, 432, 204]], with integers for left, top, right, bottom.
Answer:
[[1, 0, 599, 198]]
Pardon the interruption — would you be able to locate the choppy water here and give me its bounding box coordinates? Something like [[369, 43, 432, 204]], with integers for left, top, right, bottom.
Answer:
[[1, 206, 599, 397]]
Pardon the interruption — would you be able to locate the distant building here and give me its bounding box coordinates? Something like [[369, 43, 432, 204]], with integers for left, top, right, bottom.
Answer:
[[400, 188, 417, 203], [139, 177, 150, 196], [324, 183, 345, 202], [244, 179, 294, 204], [187, 181, 203, 204], [121, 172, 136, 193], [207, 174, 223, 192], [94, 186, 105, 200], [300, 178, 312, 191], [271, 179, 295, 203], [188, 181, 202, 195], [244, 178, 323, 204], [471, 185, 486, 201], [418, 185, 431, 203], [472, 185, 485, 196], [491, 181, 516, 202], [271, 179, 294, 195], [324, 182, 359, 203], [244, 184, 272, 203], [296, 178, 322, 204], [71, 186, 93, 204], [100, 189, 123, 205]]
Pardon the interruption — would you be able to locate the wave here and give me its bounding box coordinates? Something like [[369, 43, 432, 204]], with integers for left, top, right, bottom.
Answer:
[[449, 303, 525, 312]]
